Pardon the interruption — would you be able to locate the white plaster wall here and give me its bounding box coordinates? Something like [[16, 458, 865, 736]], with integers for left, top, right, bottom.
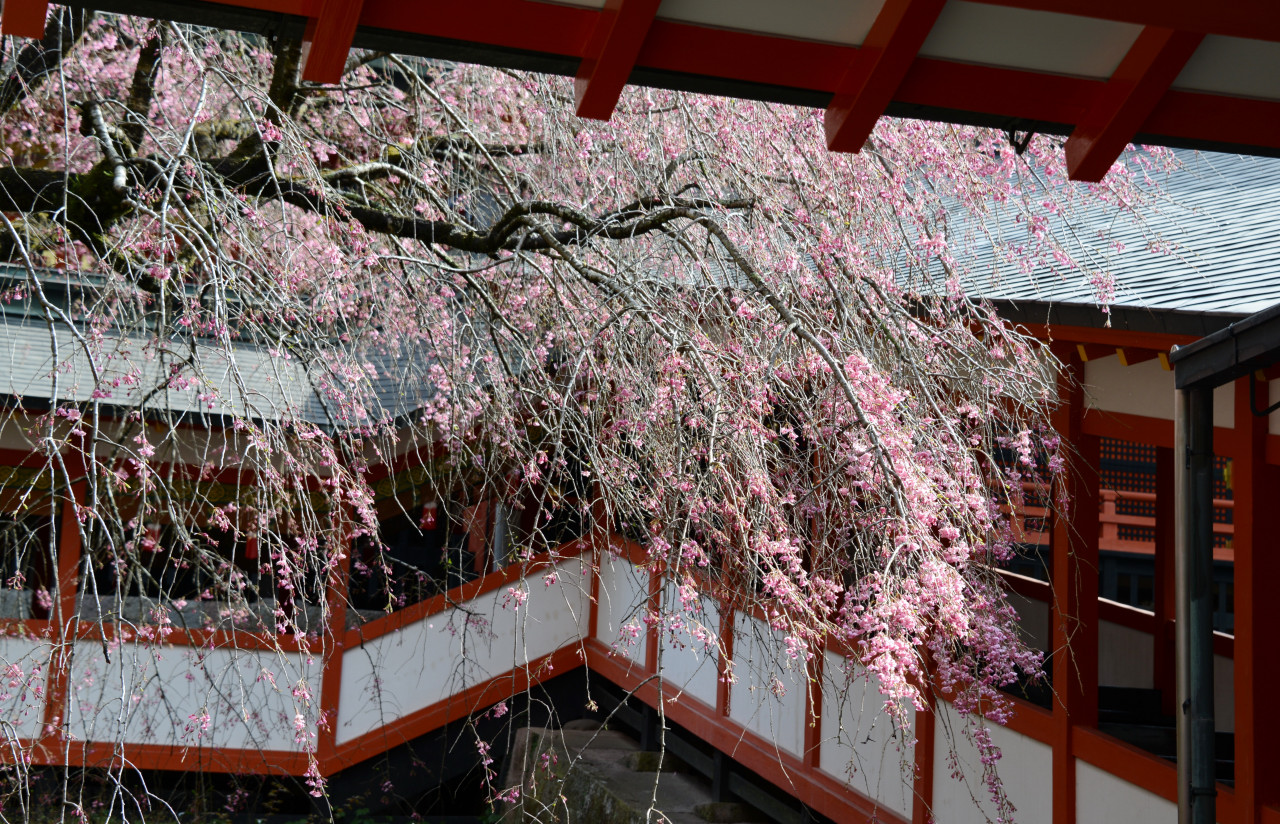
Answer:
[[337, 558, 588, 745], [1005, 583, 1051, 654], [930, 701, 1053, 824], [1084, 357, 1233, 427], [1098, 617, 1155, 689], [0, 412, 45, 454], [1215, 651, 1233, 733], [726, 613, 806, 758], [655, 580, 718, 703], [0, 636, 50, 740], [593, 551, 649, 666], [1076, 760, 1175, 824], [68, 641, 318, 751], [818, 653, 915, 820]]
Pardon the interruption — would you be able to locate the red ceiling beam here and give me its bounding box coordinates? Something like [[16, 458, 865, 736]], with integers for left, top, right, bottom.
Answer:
[[0, 0, 49, 38], [301, 0, 365, 84], [1064, 26, 1204, 182], [575, 0, 662, 120], [824, 0, 947, 153]]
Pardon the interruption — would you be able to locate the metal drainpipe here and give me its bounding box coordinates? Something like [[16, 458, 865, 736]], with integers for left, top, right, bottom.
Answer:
[[1175, 386, 1217, 824]]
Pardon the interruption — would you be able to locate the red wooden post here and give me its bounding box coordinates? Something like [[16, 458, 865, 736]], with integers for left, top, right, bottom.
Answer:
[[1049, 345, 1100, 824], [803, 650, 823, 769], [1153, 446, 1177, 717], [717, 603, 734, 719], [912, 700, 936, 824], [1231, 376, 1280, 823], [316, 502, 352, 771], [42, 436, 87, 750]]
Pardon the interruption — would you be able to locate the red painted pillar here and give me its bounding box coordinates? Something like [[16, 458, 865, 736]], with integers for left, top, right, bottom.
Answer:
[[1231, 376, 1280, 823], [42, 436, 87, 752], [1049, 346, 1100, 824], [1154, 446, 1177, 717], [316, 492, 353, 771], [803, 650, 824, 769], [911, 669, 936, 824]]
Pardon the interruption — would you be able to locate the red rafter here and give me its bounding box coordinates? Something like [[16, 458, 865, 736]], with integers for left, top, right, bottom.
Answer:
[[301, 0, 365, 84], [1064, 26, 1204, 182], [1075, 343, 1115, 362], [575, 0, 662, 120], [824, 0, 946, 153], [0, 0, 49, 38], [1116, 347, 1160, 366]]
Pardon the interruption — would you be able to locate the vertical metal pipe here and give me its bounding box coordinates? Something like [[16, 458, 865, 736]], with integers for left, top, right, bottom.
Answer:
[[1176, 387, 1217, 824], [1175, 389, 1191, 824]]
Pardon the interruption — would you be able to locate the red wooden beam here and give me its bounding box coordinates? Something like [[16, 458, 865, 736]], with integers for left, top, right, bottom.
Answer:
[[1116, 347, 1160, 366], [0, 0, 49, 38], [1064, 26, 1204, 182], [825, 0, 946, 153], [575, 0, 662, 120], [301, 0, 365, 84], [1075, 343, 1116, 362]]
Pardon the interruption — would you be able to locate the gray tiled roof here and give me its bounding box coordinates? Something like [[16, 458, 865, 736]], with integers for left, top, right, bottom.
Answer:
[[3, 150, 1277, 422], [0, 289, 440, 428], [947, 150, 1280, 326]]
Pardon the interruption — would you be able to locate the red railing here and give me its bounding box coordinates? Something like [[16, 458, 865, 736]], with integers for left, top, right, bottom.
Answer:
[[1008, 485, 1234, 560]]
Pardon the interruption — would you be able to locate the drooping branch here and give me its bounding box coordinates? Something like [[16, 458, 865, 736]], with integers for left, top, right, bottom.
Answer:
[[0, 5, 92, 114]]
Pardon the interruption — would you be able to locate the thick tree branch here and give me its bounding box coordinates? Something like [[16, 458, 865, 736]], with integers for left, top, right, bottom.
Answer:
[[272, 183, 752, 253], [121, 22, 166, 152]]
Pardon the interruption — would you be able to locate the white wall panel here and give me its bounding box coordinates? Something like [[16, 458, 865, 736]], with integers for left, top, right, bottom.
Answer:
[[657, 0, 885, 47], [594, 551, 649, 666], [337, 558, 588, 745], [931, 701, 1052, 824], [921, 1, 1140, 78], [818, 653, 914, 819], [727, 614, 806, 758], [1076, 760, 1175, 824], [0, 636, 49, 740], [655, 580, 718, 703], [68, 641, 318, 751], [1084, 356, 1232, 427], [1098, 617, 1155, 689], [1005, 583, 1051, 654]]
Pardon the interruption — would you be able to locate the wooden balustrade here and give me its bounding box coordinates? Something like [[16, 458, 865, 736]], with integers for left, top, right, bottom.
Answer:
[[1007, 485, 1234, 559]]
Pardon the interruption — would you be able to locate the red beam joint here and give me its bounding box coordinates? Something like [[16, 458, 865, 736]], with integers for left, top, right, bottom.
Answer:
[[825, 0, 946, 153], [1064, 26, 1204, 182], [0, 0, 50, 38], [301, 0, 365, 84], [575, 0, 662, 120]]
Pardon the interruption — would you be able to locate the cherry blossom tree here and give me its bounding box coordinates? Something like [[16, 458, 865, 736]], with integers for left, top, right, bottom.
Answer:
[[0, 8, 1175, 821]]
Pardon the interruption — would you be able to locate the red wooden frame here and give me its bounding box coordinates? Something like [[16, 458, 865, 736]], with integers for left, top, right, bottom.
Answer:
[[4, 0, 1280, 180], [824, 0, 946, 153], [1230, 377, 1280, 823], [301, 0, 364, 83], [1064, 27, 1204, 182], [575, 0, 662, 120], [1049, 346, 1099, 824]]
